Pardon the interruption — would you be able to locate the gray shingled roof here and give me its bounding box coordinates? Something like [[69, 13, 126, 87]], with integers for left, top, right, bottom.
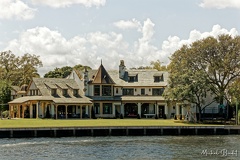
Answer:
[[11, 86, 20, 92], [80, 68, 168, 87], [33, 78, 80, 96], [9, 96, 92, 104]]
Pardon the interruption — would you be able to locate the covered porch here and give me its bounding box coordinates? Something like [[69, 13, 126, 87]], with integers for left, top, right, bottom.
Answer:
[[120, 96, 170, 118], [8, 96, 93, 119]]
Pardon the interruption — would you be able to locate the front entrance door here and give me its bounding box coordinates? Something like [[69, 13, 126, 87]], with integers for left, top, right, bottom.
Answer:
[[158, 105, 165, 118]]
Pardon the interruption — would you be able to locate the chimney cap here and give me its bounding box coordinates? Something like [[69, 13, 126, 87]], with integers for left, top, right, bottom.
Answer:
[[120, 60, 125, 66]]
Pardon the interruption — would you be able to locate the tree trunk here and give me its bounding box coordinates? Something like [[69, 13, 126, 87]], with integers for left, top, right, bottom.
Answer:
[[198, 105, 201, 122]]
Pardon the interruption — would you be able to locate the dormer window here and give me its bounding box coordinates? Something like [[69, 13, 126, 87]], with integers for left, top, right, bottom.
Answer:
[[154, 73, 164, 82], [154, 76, 160, 82], [73, 89, 78, 96], [129, 76, 135, 82], [51, 89, 57, 96], [62, 89, 68, 96], [128, 73, 138, 82]]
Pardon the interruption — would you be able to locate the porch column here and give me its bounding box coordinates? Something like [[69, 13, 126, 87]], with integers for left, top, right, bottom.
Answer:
[[36, 102, 39, 118], [51, 103, 54, 118], [113, 104, 116, 117], [89, 105, 92, 118], [156, 104, 159, 117], [176, 104, 180, 119], [138, 103, 141, 118], [86, 106, 89, 117], [164, 103, 168, 118], [30, 102, 33, 118], [100, 103, 103, 116], [120, 103, 124, 117], [9, 105, 13, 118], [55, 105, 58, 119], [80, 105, 83, 119], [22, 105, 25, 118], [65, 105, 68, 119], [41, 102, 45, 118]]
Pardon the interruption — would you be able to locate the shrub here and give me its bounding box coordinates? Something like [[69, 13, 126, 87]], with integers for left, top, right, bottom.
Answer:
[[2, 110, 9, 118]]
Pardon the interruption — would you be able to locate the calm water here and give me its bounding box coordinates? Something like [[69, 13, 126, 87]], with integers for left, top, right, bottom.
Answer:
[[0, 136, 239, 160]]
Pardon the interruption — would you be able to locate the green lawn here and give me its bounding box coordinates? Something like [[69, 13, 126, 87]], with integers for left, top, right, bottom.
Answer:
[[0, 118, 220, 128]]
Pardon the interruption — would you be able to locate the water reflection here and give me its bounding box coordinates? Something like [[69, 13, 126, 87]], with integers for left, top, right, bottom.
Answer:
[[0, 136, 239, 160]]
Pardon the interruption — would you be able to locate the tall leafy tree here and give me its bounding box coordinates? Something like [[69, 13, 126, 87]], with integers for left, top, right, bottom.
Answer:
[[0, 51, 42, 86], [189, 35, 240, 105], [73, 64, 91, 71], [165, 34, 240, 121], [130, 60, 167, 70], [0, 51, 19, 82], [165, 46, 215, 121], [0, 80, 11, 115], [150, 60, 167, 71], [44, 66, 73, 78], [44, 64, 92, 78], [18, 53, 42, 85], [228, 78, 240, 104]]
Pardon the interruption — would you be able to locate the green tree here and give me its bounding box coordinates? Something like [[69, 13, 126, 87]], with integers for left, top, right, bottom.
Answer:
[[73, 64, 92, 71], [18, 53, 42, 85], [0, 51, 42, 86], [228, 78, 240, 104], [165, 46, 215, 121], [44, 64, 92, 78], [0, 80, 11, 118], [129, 60, 167, 70], [165, 34, 240, 121], [0, 51, 19, 82], [189, 35, 240, 105], [44, 66, 73, 78], [150, 60, 167, 71]]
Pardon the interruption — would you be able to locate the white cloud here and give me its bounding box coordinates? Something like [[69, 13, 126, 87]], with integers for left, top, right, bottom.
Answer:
[[4, 21, 239, 76], [161, 24, 239, 63], [31, 0, 106, 8], [0, 0, 36, 20], [113, 19, 141, 31], [199, 0, 240, 9]]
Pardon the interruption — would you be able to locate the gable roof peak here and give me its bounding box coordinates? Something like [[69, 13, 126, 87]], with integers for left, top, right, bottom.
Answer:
[[91, 63, 115, 84]]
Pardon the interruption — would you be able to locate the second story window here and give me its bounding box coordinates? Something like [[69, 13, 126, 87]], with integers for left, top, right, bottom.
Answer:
[[141, 88, 145, 95], [102, 85, 112, 96], [94, 85, 100, 96], [123, 88, 134, 96], [152, 88, 165, 96]]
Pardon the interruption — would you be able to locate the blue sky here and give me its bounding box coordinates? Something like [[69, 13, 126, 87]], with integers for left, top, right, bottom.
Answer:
[[0, 0, 240, 76]]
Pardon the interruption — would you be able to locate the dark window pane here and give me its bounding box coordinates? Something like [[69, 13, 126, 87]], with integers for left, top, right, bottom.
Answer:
[[94, 85, 100, 96], [102, 85, 112, 96]]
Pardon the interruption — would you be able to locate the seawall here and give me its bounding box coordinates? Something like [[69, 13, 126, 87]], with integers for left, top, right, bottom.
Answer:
[[0, 126, 239, 138]]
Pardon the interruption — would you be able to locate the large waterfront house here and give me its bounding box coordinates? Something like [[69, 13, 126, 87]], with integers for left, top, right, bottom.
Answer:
[[9, 60, 221, 120]]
